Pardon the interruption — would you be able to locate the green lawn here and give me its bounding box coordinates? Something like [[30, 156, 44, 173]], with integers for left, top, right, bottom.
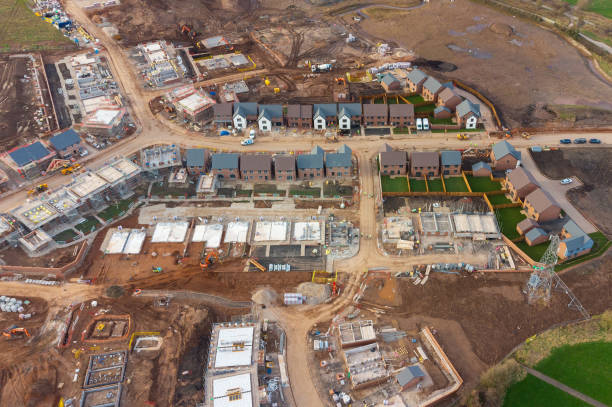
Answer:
[[495, 207, 526, 240], [466, 175, 502, 192], [567, 0, 612, 18], [323, 183, 353, 197], [534, 342, 612, 405], [516, 241, 550, 262], [393, 127, 411, 134], [98, 198, 136, 221], [254, 184, 284, 195], [432, 128, 482, 133], [150, 181, 194, 197], [430, 117, 454, 125], [289, 187, 321, 197], [414, 103, 436, 113], [403, 94, 425, 104], [53, 228, 78, 244], [380, 175, 408, 192], [236, 189, 252, 197], [427, 178, 444, 192], [0, 0, 74, 52], [444, 177, 469, 192], [74, 216, 101, 234], [409, 178, 427, 192], [503, 374, 589, 407], [487, 193, 512, 205], [582, 30, 612, 48], [556, 232, 612, 271]]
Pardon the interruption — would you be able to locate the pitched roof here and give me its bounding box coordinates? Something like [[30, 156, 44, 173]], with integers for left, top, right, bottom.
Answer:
[[397, 365, 425, 387], [561, 221, 593, 252], [185, 148, 207, 167], [311, 145, 325, 156], [274, 155, 296, 171], [338, 103, 362, 118], [313, 104, 337, 119], [411, 151, 439, 167], [233, 102, 258, 118], [240, 154, 272, 171], [287, 104, 312, 119], [363, 104, 388, 116], [9, 141, 54, 167], [297, 151, 324, 169], [440, 150, 461, 166], [379, 143, 393, 153], [526, 227, 547, 241], [213, 102, 233, 117], [381, 73, 399, 86], [49, 129, 81, 151], [472, 161, 491, 172], [258, 104, 283, 121], [326, 144, 352, 168], [517, 217, 538, 232], [524, 188, 557, 213], [380, 151, 407, 166], [506, 167, 535, 189], [438, 87, 459, 102], [211, 153, 239, 169], [406, 69, 427, 85], [423, 77, 443, 94], [434, 106, 452, 114], [456, 99, 481, 118], [493, 140, 521, 161], [563, 219, 586, 238], [389, 103, 414, 117]]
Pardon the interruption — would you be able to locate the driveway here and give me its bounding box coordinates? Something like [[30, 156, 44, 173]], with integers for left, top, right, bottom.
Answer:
[[519, 149, 597, 233]]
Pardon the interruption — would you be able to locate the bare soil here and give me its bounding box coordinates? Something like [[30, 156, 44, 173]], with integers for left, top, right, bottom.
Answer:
[[530, 148, 612, 236]]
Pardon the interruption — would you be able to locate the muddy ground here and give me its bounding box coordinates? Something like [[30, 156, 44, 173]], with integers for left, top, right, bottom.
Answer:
[[530, 148, 612, 237]]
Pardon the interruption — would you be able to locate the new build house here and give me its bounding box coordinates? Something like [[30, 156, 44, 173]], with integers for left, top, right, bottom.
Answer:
[[380, 73, 401, 92], [505, 167, 538, 200], [286, 104, 312, 128], [211, 153, 240, 179], [411, 151, 439, 177], [379, 144, 407, 175], [337, 103, 362, 130], [440, 150, 461, 176], [456, 99, 481, 129], [297, 146, 325, 179], [258, 104, 283, 132], [185, 148, 209, 175], [389, 104, 414, 127], [437, 88, 462, 111], [241, 154, 272, 180], [525, 227, 548, 246], [233, 102, 258, 130], [523, 188, 561, 222], [557, 220, 593, 259], [363, 104, 388, 127], [492, 140, 521, 171], [48, 129, 82, 158], [313, 104, 338, 130], [472, 161, 492, 177], [274, 155, 296, 181], [433, 106, 453, 119], [213, 103, 233, 126], [326, 145, 352, 178], [516, 217, 538, 236], [406, 69, 428, 93], [421, 77, 444, 102]]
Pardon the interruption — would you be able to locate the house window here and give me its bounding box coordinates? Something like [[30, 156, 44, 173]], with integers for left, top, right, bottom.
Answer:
[[416, 172, 421, 176], [287, 176, 292, 180], [230, 174, 235, 179]]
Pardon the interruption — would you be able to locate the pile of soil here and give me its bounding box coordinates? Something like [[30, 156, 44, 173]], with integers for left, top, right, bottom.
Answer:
[[489, 22, 513, 36], [252, 287, 278, 306]]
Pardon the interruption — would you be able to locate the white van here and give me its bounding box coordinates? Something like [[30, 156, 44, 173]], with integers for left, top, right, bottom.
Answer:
[[422, 118, 430, 131], [416, 118, 423, 131], [249, 129, 256, 139]]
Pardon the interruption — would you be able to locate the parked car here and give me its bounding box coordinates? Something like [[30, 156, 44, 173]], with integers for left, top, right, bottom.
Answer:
[[241, 138, 254, 146], [560, 178, 573, 185], [573, 138, 587, 144], [416, 118, 423, 131], [560, 139, 571, 144], [589, 138, 602, 144], [422, 118, 430, 131]]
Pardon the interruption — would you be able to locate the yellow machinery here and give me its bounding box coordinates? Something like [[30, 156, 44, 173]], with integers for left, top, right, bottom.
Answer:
[[61, 163, 81, 175], [457, 133, 470, 140], [249, 258, 266, 272], [312, 270, 337, 284], [27, 183, 48, 195]]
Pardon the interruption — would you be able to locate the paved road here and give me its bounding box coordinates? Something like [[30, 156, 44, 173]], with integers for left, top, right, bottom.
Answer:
[[523, 366, 608, 407], [519, 148, 596, 233]]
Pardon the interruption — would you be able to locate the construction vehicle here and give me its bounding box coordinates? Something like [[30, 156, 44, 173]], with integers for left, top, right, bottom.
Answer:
[[311, 63, 332, 73], [152, 267, 163, 273], [521, 132, 531, 139], [61, 163, 81, 175], [180, 24, 198, 40], [200, 249, 219, 270], [2, 326, 31, 339], [457, 133, 470, 140], [249, 258, 266, 272], [27, 183, 48, 195]]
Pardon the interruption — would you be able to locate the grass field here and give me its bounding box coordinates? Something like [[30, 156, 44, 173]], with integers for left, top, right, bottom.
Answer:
[[0, 0, 73, 51], [516, 241, 550, 261], [535, 342, 612, 405], [254, 184, 284, 195], [495, 207, 526, 240], [236, 189, 252, 197], [53, 228, 78, 244], [393, 127, 411, 134], [487, 193, 513, 205], [409, 178, 427, 192], [466, 175, 502, 192], [74, 216, 101, 234], [403, 94, 426, 104], [414, 103, 436, 113], [430, 117, 454, 125], [98, 198, 135, 221], [564, 0, 612, 18], [380, 175, 408, 192], [444, 177, 469, 192], [556, 232, 612, 271], [427, 178, 444, 192], [289, 187, 321, 197], [503, 374, 589, 407]]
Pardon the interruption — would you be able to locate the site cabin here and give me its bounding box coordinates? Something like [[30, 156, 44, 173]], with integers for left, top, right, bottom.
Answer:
[[504, 167, 538, 200], [421, 77, 444, 102], [49, 129, 83, 158], [258, 105, 283, 132], [380, 73, 401, 92], [455, 99, 482, 130], [326, 145, 353, 178], [363, 104, 389, 127], [240, 154, 272, 180], [522, 188, 561, 223], [274, 155, 296, 181], [406, 69, 428, 93], [185, 148, 209, 175], [557, 220, 593, 260], [210, 153, 240, 179], [433, 106, 452, 120], [233, 102, 258, 130], [313, 104, 338, 130], [411, 151, 439, 177], [389, 104, 414, 127], [213, 103, 233, 126], [471, 161, 492, 177], [286, 104, 313, 128], [437, 87, 463, 111], [491, 140, 521, 171], [525, 227, 548, 246], [440, 150, 461, 176], [337, 103, 362, 130], [379, 144, 407, 175], [297, 146, 325, 179]]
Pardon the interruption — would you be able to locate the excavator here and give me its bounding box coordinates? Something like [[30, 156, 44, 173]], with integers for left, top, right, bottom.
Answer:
[[200, 249, 219, 270], [61, 163, 81, 175], [27, 183, 48, 196], [2, 326, 30, 339], [248, 258, 266, 272]]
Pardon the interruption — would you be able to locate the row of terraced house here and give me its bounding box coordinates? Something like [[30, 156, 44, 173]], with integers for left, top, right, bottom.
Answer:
[[378, 144, 463, 177]]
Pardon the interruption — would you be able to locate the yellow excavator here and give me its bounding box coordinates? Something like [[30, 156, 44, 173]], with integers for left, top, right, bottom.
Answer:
[[61, 163, 81, 175], [27, 183, 48, 195]]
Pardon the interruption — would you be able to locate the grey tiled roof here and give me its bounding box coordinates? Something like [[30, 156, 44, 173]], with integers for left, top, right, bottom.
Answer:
[[326, 144, 352, 168], [258, 104, 283, 120], [440, 150, 461, 166], [411, 151, 439, 167], [337, 103, 362, 118], [49, 129, 81, 151], [456, 99, 481, 118], [406, 69, 427, 85], [233, 102, 258, 118], [313, 104, 337, 119], [185, 148, 207, 167], [472, 161, 491, 172], [423, 77, 443, 94], [211, 153, 239, 169], [397, 365, 425, 387], [526, 227, 547, 241], [493, 140, 521, 161], [380, 150, 406, 166], [240, 154, 272, 171]]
